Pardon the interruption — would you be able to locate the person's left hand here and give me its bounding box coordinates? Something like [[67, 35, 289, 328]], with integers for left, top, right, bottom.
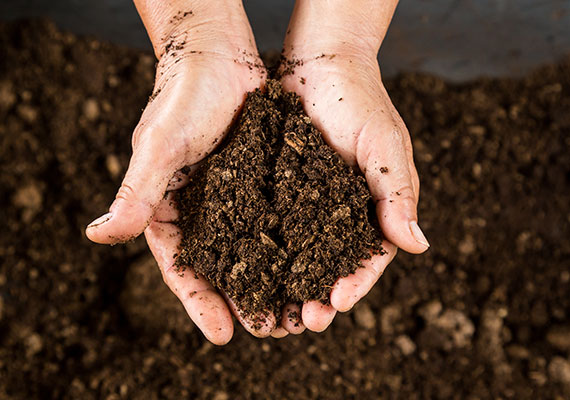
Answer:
[[278, 47, 429, 333]]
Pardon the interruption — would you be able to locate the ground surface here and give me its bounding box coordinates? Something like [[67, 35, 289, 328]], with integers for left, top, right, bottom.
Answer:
[[0, 20, 569, 399]]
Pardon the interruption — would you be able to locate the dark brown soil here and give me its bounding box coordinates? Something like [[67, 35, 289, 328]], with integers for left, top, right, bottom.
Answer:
[[1, 19, 570, 399], [176, 79, 382, 319]]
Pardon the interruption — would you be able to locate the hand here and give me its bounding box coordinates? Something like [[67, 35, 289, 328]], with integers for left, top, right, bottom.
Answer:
[[85, 4, 284, 344], [279, 4, 429, 333]]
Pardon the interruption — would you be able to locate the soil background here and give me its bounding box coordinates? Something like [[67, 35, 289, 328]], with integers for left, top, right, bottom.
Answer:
[[1, 20, 569, 399]]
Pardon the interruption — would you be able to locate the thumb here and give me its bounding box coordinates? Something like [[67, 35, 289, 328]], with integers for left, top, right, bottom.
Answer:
[[356, 116, 429, 254], [86, 136, 178, 244]]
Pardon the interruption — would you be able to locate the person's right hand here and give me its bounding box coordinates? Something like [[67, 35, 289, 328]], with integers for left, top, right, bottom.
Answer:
[[85, 3, 283, 344]]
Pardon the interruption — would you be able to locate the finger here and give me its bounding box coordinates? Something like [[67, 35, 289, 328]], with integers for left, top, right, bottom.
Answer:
[[86, 131, 182, 244], [301, 301, 337, 332], [356, 116, 429, 253], [166, 163, 203, 191], [330, 241, 397, 312], [151, 191, 278, 341], [408, 159, 421, 204], [151, 191, 178, 222], [271, 327, 289, 339], [144, 213, 233, 345], [166, 170, 191, 191], [223, 293, 277, 338], [281, 303, 306, 335]]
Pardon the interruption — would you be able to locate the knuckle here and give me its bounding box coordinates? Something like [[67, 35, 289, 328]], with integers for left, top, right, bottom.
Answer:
[[390, 184, 417, 204], [161, 269, 173, 287], [411, 169, 421, 199], [115, 182, 137, 202], [131, 123, 146, 150], [178, 288, 195, 303], [364, 261, 383, 284], [404, 137, 414, 158], [162, 265, 185, 293], [159, 264, 175, 288]]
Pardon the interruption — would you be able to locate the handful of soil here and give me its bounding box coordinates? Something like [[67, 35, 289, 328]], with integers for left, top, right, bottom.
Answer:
[[176, 80, 384, 319]]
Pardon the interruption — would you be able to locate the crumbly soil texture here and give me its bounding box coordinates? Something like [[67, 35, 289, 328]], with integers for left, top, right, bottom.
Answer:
[[176, 80, 382, 319], [1, 20, 570, 400]]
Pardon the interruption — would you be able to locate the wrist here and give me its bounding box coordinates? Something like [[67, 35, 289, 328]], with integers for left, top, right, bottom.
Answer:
[[134, 0, 257, 59], [283, 0, 398, 60]]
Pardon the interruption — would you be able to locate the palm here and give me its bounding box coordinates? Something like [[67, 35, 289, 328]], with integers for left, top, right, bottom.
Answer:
[[279, 55, 421, 320], [136, 53, 265, 169], [144, 50, 316, 340], [281, 56, 401, 165]]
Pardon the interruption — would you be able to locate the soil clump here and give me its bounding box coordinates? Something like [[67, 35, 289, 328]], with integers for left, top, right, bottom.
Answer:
[[176, 80, 383, 318]]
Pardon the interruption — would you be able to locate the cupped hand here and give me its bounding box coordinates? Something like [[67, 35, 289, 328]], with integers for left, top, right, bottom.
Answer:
[[85, 28, 284, 343], [279, 49, 429, 333]]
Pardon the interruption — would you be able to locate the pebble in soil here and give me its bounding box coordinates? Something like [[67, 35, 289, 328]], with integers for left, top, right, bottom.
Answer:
[[175, 80, 383, 319]]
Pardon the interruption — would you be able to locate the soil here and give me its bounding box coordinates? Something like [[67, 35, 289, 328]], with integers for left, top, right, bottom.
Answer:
[[1, 19, 570, 399], [176, 79, 382, 319]]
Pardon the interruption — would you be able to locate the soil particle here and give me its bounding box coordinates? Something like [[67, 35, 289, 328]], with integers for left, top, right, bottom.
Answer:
[[395, 335, 417, 356], [548, 357, 570, 386], [13, 182, 44, 223], [380, 303, 402, 335], [419, 307, 475, 351], [418, 300, 443, 322], [13, 182, 43, 210], [212, 391, 229, 400], [354, 303, 377, 330], [24, 332, 43, 358], [278, 55, 304, 77], [477, 307, 511, 377], [105, 154, 122, 179], [82, 98, 100, 121], [546, 326, 570, 351], [176, 80, 383, 318], [0, 81, 16, 109], [287, 310, 300, 325], [506, 344, 531, 359], [458, 234, 476, 255], [17, 104, 39, 123]]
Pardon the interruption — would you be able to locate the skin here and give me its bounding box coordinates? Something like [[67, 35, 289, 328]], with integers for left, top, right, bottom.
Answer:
[[86, 0, 429, 344]]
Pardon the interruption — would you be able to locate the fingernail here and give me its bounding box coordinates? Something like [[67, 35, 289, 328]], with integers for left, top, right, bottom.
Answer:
[[87, 212, 113, 229], [409, 221, 430, 248]]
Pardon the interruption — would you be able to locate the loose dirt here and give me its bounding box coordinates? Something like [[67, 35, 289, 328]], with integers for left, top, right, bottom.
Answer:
[[1, 19, 569, 399], [176, 79, 382, 319]]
